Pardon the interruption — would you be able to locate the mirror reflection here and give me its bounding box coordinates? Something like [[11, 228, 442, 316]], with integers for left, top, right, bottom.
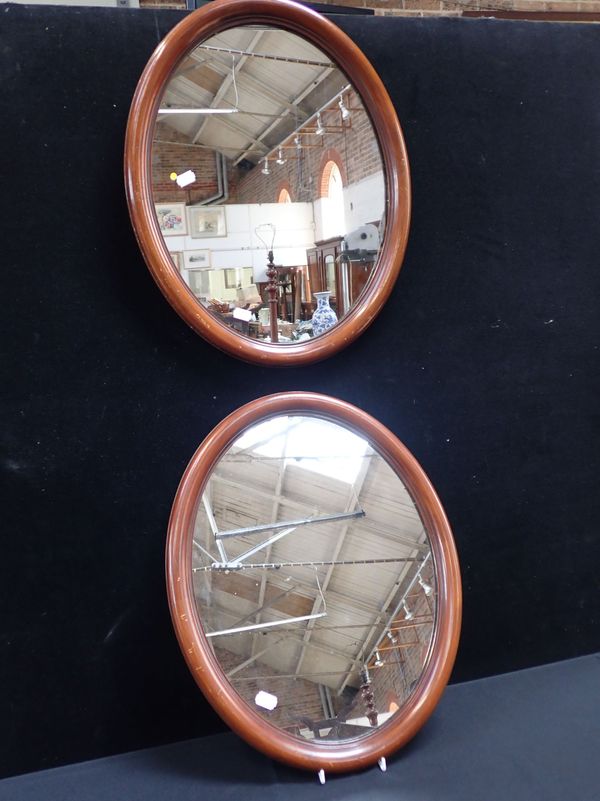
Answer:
[[192, 416, 435, 742], [152, 27, 385, 343]]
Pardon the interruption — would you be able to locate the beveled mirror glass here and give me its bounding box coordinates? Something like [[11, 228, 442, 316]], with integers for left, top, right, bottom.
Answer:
[[125, 0, 410, 366], [167, 393, 461, 774]]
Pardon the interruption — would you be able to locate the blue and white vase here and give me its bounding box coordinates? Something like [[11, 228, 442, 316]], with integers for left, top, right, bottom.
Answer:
[[311, 291, 338, 337]]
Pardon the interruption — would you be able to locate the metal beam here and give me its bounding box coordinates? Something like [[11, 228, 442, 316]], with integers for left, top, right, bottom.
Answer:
[[208, 113, 269, 153], [337, 552, 431, 695], [249, 432, 288, 658], [226, 584, 298, 631], [226, 636, 287, 678], [293, 455, 371, 677], [206, 611, 326, 638], [226, 526, 296, 567], [192, 538, 216, 563], [208, 473, 425, 552], [202, 494, 228, 564], [216, 509, 365, 539], [197, 43, 334, 68], [233, 67, 335, 165], [193, 30, 265, 144], [361, 553, 432, 673], [202, 564, 417, 621], [200, 602, 367, 666], [194, 556, 422, 572]]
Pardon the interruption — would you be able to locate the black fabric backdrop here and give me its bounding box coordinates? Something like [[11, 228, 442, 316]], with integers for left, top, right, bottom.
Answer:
[[1, 4, 599, 779]]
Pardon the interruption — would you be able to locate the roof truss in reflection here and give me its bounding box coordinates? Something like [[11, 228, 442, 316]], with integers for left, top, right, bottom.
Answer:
[[192, 416, 434, 695], [157, 28, 350, 164]]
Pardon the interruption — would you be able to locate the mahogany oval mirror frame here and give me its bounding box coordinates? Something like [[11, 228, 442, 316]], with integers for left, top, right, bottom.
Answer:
[[166, 392, 461, 775], [124, 0, 411, 366]]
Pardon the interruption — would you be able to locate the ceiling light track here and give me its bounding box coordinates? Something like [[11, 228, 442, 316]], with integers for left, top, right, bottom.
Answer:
[[198, 42, 335, 68], [158, 107, 239, 114], [194, 556, 425, 572], [261, 84, 353, 164]]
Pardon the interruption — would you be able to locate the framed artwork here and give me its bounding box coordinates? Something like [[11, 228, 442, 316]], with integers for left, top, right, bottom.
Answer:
[[184, 250, 211, 270], [169, 251, 183, 271], [188, 206, 227, 238], [155, 203, 187, 236]]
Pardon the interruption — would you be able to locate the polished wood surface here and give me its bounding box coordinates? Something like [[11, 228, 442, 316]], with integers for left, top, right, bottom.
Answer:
[[166, 393, 462, 773], [124, 0, 411, 366]]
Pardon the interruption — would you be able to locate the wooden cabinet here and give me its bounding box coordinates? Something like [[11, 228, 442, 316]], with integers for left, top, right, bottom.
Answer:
[[306, 236, 343, 313], [306, 237, 376, 318]]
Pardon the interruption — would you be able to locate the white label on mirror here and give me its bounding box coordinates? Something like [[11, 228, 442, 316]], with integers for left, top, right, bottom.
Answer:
[[233, 306, 252, 322]]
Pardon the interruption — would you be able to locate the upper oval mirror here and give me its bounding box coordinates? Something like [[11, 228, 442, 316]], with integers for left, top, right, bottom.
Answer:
[[166, 393, 461, 774], [125, 0, 410, 366]]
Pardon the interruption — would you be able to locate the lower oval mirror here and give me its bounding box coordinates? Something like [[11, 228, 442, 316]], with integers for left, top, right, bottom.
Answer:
[[167, 393, 461, 773]]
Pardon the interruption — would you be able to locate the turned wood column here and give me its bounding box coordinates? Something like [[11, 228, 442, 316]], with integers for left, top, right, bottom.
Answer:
[[266, 250, 278, 343]]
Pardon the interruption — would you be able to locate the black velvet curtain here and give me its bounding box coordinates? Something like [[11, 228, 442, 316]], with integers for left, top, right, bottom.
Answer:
[[1, 4, 599, 778]]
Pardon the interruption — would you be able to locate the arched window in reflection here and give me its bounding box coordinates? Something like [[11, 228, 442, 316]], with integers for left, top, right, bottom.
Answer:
[[277, 187, 292, 204], [321, 160, 346, 239]]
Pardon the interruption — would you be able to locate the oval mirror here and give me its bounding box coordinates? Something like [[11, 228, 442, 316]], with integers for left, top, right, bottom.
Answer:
[[125, 0, 410, 366], [167, 393, 461, 774]]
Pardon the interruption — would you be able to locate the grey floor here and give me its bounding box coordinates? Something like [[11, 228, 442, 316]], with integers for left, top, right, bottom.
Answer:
[[2, 653, 599, 801]]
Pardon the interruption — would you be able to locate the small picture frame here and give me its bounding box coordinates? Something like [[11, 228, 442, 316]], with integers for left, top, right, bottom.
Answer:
[[184, 250, 211, 270], [169, 251, 183, 271], [188, 206, 227, 238], [155, 203, 187, 236]]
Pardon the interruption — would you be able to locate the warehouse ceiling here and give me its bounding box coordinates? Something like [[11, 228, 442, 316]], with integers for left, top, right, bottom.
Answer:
[[192, 415, 435, 738], [157, 26, 351, 164]]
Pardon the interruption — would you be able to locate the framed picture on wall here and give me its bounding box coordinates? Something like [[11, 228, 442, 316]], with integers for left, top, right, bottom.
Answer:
[[188, 206, 227, 238], [184, 250, 211, 270], [155, 203, 187, 236], [169, 251, 183, 271]]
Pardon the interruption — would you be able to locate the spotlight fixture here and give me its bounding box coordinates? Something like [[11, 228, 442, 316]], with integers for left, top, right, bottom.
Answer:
[[374, 650, 384, 668], [315, 112, 325, 136], [276, 148, 286, 166], [338, 97, 350, 121], [386, 631, 398, 644], [419, 576, 434, 596], [403, 602, 414, 621], [261, 158, 270, 176], [169, 169, 196, 188]]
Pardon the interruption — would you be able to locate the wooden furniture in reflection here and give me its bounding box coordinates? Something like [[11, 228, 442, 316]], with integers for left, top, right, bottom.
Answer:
[[257, 266, 302, 326], [306, 237, 376, 318], [306, 236, 342, 313]]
